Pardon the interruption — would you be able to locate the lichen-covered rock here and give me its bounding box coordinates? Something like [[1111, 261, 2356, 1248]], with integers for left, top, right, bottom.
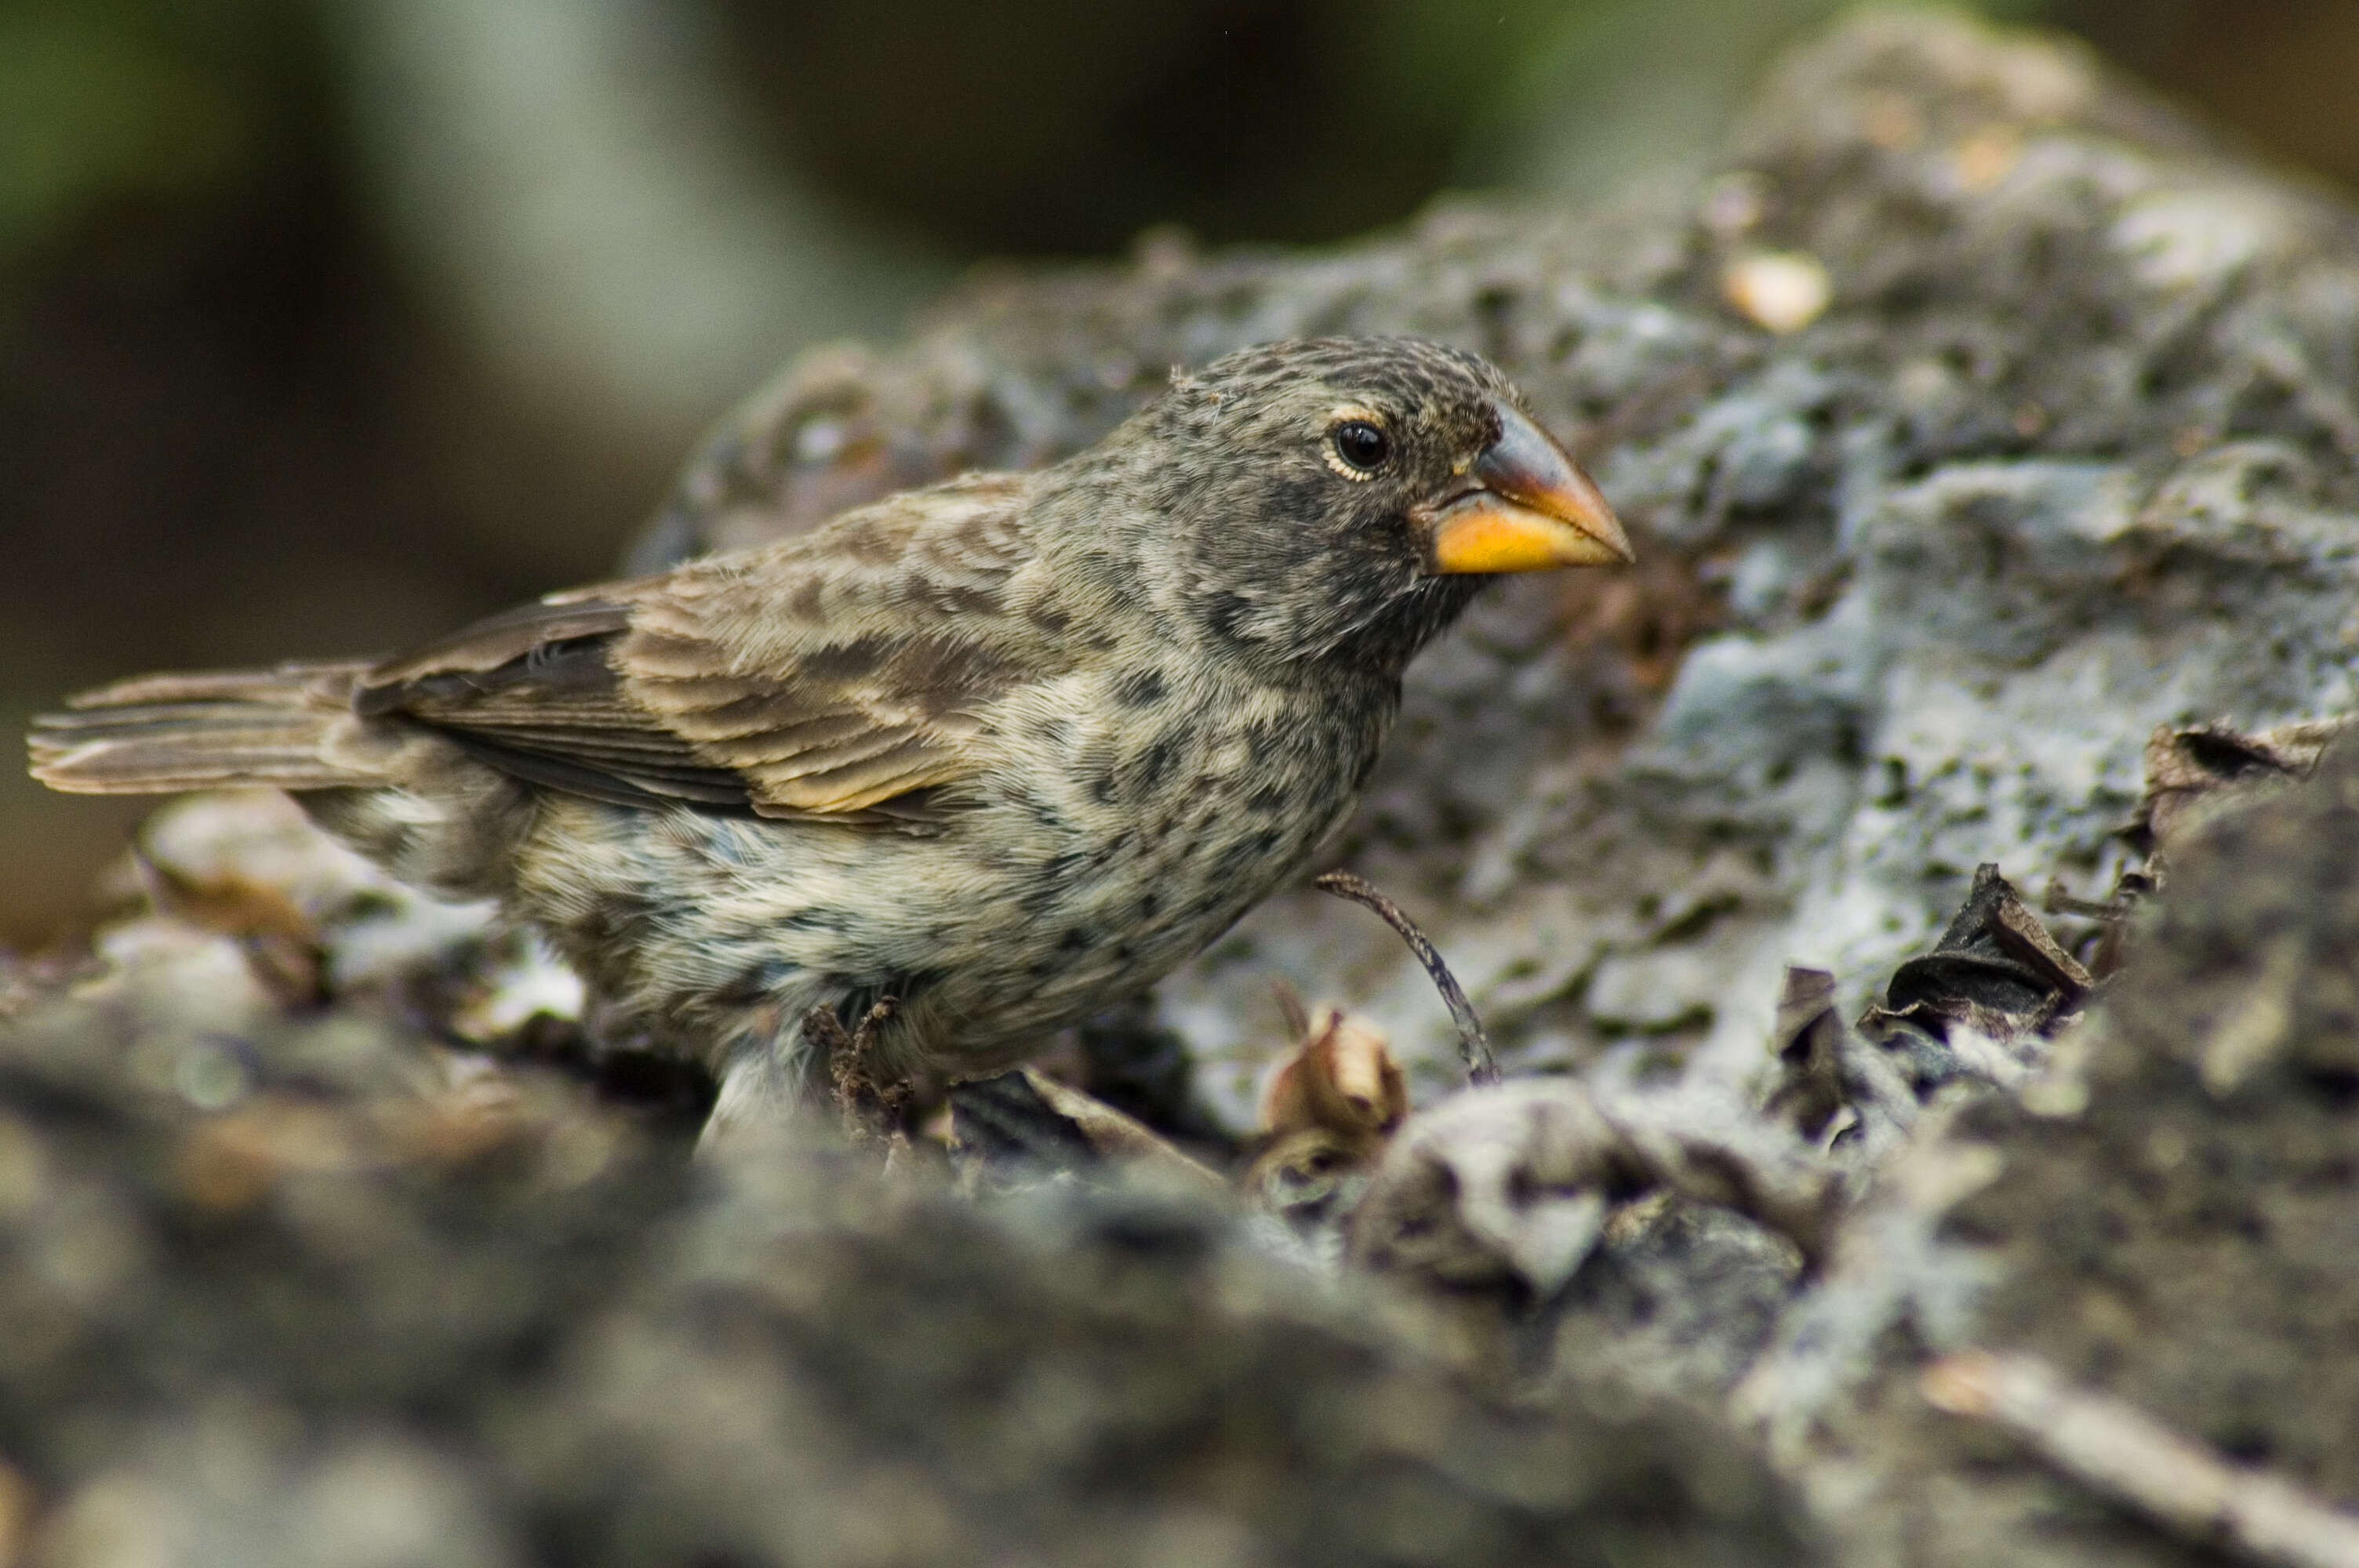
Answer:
[[1973, 745, 2359, 1477], [0, 978, 1819, 1567], [1736, 737, 2359, 1568], [513, 1152, 1820, 1568]]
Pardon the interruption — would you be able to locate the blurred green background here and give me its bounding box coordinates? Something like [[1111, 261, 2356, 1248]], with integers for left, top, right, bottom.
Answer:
[[5, 0, 2357, 944]]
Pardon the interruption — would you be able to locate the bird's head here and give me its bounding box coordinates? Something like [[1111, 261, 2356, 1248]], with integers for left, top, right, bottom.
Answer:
[[1071, 336, 1633, 672]]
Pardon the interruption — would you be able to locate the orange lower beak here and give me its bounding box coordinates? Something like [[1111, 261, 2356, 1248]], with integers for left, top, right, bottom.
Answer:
[[1425, 403, 1634, 574]]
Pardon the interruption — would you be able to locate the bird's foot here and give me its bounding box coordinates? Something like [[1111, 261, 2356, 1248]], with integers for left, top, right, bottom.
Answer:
[[809, 998, 910, 1152]]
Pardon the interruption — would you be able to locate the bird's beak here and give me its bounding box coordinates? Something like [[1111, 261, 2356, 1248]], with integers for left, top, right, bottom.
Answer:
[[1423, 402, 1634, 574]]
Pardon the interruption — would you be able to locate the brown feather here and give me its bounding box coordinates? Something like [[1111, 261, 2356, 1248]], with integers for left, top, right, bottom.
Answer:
[[343, 471, 1056, 823], [30, 662, 371, 793], [359, 599, 634, 691]]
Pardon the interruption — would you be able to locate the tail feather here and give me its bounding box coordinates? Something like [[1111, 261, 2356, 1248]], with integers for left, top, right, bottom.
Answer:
[[29, 662, 377, 795]]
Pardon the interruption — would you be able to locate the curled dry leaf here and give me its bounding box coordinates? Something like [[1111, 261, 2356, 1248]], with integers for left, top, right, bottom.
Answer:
[[1242, 1001, 1406, 1231], [1859, 863, 2088, 1054], [2050, 720, 2348, 979], [1258, 1002, 1407, 1149], [1790, 866, 2099, 1124], [1349, 1080, 1621, 1297], [1762, 965, 1917, 1163], [1351, 1079, 1841, 1298], [1765, 967, 1847, 1143], [2128, 720, 2344, 880]]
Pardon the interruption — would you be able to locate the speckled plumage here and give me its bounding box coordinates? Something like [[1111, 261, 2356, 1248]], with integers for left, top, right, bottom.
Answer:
[[31, 337, 1629, 1144]]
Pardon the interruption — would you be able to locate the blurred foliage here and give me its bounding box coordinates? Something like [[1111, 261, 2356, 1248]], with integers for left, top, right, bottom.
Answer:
[[2063, 0, 2359, 192], [8, 0, 2354, 285], [1481, 0, 2052, 195], [719, 0, 1611, 253], [721, 0, 2013, 253], [0, 0, 319, 288]]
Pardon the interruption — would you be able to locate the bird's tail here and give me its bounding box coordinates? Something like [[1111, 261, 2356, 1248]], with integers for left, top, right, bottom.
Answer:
[[28, 663, 378, 795]]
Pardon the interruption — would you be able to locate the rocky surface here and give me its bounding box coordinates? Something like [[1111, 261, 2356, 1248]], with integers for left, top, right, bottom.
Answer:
[[8, 10, 2359, 1566], [640, 9, 2359, 1125], [1732, 735, 2359, 1568], [0, 960, 1812, 1566]]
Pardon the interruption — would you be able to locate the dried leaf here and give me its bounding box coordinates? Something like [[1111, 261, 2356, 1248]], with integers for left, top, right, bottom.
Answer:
[[1860, 863, 2086, 1050], [1258, 1005, 1406, 1147], [2128, 720, 2343, 879], [1350, 1079, 1840, 1297], [1765, 967, 1848, 1142], [1243, 1004, 1406, 1231]]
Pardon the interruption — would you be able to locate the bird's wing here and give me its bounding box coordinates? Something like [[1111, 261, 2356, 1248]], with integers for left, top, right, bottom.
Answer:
[[355, 473, 1056, 826]]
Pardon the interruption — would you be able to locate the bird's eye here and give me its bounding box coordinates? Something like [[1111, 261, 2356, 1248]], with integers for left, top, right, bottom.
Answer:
[[1330, 419, 1391, 474]]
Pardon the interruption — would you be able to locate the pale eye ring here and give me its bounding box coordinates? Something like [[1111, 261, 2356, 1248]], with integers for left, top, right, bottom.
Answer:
[[1329, 419, 1391, 476]]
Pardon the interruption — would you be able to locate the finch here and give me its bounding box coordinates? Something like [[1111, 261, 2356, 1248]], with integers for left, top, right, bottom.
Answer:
[[31, 337, 1631, 1145]]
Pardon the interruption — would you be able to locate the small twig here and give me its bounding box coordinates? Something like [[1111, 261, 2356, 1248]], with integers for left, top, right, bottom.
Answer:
[[2041, 876, 2127, 921], [1270, 978, 1311, 1045], [1313, 870, 1498, 1085], [1017, 1069, 1227, 1190], [1924, 1350, 2359, 1568]]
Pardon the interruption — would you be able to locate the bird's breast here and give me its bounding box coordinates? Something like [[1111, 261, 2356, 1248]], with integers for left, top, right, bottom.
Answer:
[[932, 661, 1397, 1030]]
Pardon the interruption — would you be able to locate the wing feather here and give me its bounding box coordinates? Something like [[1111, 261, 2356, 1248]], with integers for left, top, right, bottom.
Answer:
[[351, 473, 1059, 827]]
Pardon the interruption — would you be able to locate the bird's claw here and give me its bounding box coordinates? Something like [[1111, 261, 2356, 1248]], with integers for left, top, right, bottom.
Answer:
[[812, 997, 909, 1149]]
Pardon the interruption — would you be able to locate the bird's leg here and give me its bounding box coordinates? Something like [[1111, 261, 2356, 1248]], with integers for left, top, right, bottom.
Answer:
[[811, 997, 909, 1150]]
